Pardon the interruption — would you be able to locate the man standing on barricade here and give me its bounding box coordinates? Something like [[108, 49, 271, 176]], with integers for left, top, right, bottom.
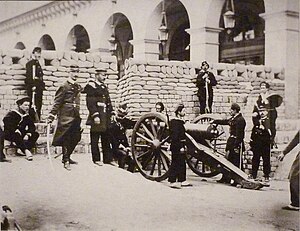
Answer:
[[196, 61, 217, 114], [47, 66, 82, 171], [3, 97, 39, 161], [83, 69, 113, 166], [25, 47, 45, 122], [212, 103, 246, 186]]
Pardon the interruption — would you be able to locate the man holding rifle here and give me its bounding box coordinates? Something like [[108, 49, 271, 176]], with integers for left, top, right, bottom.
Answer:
[[25, 47, 45, 122], [196, 61, 217, 114]]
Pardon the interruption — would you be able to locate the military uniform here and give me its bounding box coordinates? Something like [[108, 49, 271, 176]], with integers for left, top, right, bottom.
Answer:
[[48, 79, 82, 164], [250, 119, 271, 179], [196, 70, 217, 114], [25, 59, 45, 121], [214, 112, 246, 183], [83, 78, 113, 164], [3, 109, 39, 154]]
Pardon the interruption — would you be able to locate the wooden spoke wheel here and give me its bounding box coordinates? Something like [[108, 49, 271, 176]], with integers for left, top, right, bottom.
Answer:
[[131, 112, 171, 181], [186, 115, 228, 177]]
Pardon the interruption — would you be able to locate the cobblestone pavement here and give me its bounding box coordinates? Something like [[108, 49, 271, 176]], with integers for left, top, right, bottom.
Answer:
[[1, 154, 299, 231]]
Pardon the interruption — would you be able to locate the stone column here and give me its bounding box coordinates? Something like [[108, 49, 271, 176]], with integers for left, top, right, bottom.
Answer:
[[130, 39, 160, 60], [186, 26, 223, 64], [262, 10, 299, 119]]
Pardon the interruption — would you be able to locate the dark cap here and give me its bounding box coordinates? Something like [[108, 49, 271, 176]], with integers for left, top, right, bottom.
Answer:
[[175, 103, 184, 115], [32, 47, 41, 54], [16, 96, 31, 105], [201, 60, 209, 67], [231, 103, 240, 112]]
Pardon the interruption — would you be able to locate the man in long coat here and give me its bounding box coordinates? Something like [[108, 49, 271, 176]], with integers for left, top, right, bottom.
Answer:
[[83, 69, 113, 166], [212, 103, 246, 186], [196, 61, 217, 114], [3, 96, 39, 161], [25, 47, 45, 122], [47, 66, 82, 170]]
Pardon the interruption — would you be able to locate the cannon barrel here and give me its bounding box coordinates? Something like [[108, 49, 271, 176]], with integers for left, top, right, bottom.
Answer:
[[184, 122, 219, 144]]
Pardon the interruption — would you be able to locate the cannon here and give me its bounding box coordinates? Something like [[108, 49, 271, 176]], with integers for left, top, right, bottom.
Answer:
[[131, 112, 265, 190]]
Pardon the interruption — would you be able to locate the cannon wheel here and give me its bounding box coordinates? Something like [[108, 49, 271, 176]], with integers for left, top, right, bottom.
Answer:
[[131, 112, 171, 181], [186, 115, 228, 177]]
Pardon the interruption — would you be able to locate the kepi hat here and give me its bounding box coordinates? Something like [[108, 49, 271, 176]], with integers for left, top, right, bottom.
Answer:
[[16, 96, 31, 105]]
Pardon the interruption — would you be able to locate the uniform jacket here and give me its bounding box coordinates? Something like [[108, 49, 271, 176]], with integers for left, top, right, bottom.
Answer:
[[3, 109, 36, 138], [169, 118, 186, 153], [83, 79, 112, 132], [250, 123, 271, 151], [49, 79, 82, 146], [214, 113, 246, 151], [196, 70, 217, 99], [108, 119, 129, 151], [25, 59, 45, 93]]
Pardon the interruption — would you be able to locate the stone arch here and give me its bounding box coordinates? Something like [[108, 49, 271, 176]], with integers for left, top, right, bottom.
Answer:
[[100, 13, 133, 78], [65, 24, 90, 52], [14, 42, 26, 50], [146, 0, 190, 61], [38, 34, 56, 50]]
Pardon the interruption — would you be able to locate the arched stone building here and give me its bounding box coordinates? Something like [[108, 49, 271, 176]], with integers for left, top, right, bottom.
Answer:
[[0, 0, 299, 118]]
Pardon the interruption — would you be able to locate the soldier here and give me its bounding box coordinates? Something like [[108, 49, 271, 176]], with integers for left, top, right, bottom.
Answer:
[[3, 96, 39, 161], [249, 107, 271, 182], [25, 47, 45, 122], [196, 61, 217, 114], [212, 103, 246, 186], [108, 106, 136, 172], [0, 102, 11, 163], [253, 81, 278, 148], [47, 66, 82, 171], [168, 104, 192, 189], [83, 69, 113, 166]]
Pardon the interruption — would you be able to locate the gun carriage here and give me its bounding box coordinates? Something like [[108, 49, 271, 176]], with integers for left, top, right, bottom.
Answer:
[[131, 112, 264, 190]]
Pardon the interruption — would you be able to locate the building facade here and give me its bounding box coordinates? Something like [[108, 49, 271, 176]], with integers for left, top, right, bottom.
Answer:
[[0, 0, 299, 118]]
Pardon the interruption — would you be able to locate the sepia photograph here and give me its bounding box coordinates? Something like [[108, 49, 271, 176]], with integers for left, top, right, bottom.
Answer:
[[0, 0, 299, 230]]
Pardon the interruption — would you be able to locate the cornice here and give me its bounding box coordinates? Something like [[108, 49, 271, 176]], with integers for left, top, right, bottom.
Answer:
[[0, 0, 92, 33]]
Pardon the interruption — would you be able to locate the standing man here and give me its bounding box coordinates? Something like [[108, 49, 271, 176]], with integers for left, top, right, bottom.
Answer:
[[168, 104, 192, 189], [253, 81, 278, 148], [47, 66, 82, 171], [83, 69, 113, 166], [3, 97, 39, 161], [249, 107, 272, 182], [212, 103, 246, 186], [25, 47, 45, 122], [196, 61, 217, 114]]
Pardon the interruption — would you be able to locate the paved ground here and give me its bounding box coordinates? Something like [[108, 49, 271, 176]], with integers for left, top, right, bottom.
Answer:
[[1, 154, 299, 231]]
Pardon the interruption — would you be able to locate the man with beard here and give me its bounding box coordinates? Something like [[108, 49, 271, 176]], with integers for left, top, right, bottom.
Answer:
[[3, 97, 39, 161], [47, 66, 82, 170]]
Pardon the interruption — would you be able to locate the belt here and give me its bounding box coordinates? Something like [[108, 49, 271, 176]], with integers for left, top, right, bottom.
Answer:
[[65, 102, 79, 107]]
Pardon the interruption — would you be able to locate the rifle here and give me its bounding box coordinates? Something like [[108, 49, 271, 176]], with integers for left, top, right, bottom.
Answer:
[[204, 74, 210, 113], [31, 64, 40, 122]]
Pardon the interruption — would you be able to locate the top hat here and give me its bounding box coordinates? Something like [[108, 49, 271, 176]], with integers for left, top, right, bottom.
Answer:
[[16, 96, 31, 105]]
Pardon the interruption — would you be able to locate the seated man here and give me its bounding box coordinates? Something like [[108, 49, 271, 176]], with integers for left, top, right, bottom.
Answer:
[[108, 105, 136, 172], [3, 97, 39, 161]]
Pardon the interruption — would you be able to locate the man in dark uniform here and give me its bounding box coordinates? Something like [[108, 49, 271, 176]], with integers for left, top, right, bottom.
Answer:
[[3, 97, 39, 161], [196, 61, 217, 114], [83, 69, 113, 166], [47, 66, 82, 170], [249, 107, 271, 182], [25, 47, 45, 122], [0, 102, 11, 163], [212, 103, 246, 186], [168, 104, 192, 189], [108, 106, 136, 172], [253, 81, 278, 148]]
